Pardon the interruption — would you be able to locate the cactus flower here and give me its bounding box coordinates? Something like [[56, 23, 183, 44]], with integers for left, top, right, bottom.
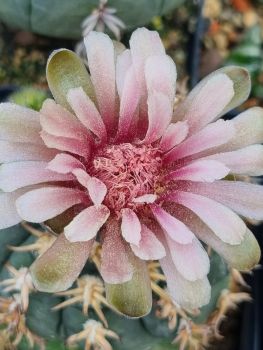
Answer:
[[0, 28, 262, 317]]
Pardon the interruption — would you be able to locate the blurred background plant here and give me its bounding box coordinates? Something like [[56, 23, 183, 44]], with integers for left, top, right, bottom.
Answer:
[[8, 87, 49, 110], [0, 0, 262, 349], [1, 0, 263, 105]]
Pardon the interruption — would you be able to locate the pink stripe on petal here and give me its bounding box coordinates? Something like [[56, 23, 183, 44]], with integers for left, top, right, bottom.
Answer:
[[67, 87, 107, 142], [121, 208, 141, 245], [164, 119, 235, 163], [130, 224, 166, 260], [203, 144, 263, 176], [165, 234, 210, 281], [87, 177, 107, 206], [40, 131, 90, 158], [40, 99, 87, 139], [84, 32, 116, 132], [16, 187, 86, 223], [133, 194, 157, 204], [64, 205, 110, 242], [151, 204, 194, 244], [160, 121, 189, 152], [166, 191, 246, 245], [142, 92, 172, 144], [117, 66, 140, 141], [145, 55, 176, 105], [167, 159, 229, 182], [188, 180, 263, 220], [0, 161, 73, 192], [0, 141, 57, 163], [47, 153, 84, 174], [100, 219, 133, 284]]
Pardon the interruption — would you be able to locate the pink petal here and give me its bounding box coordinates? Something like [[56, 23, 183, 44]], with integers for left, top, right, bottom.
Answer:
[[64, 205, 110, 242], [203, 144, 263, 176], [40, 99, 88, 139], [47, 153, 85, 174], [116, 49, 132, 98], [130, 224, 166, 260], [121, 208, 141, 245], [167, 159, 229, 182], [165, 234, 209, 281], [84, 32, 116, 132], [0, 103, 42, 144], [16, 186, 86, 222], [69, 168, 107, 206], [0, 190, 26, 229], [67, 87, 107, 141], [166, 191, 246, 245], [142, 92, 172, 144], [145, 54, 176, 105], [0, 141, 57, 163], [150, 204, 194, 244], [174, 73, 234, 133], [188, 180, 263, 220], [40, 131, 90, 159], [160, 121, 189, 152], [87, 177, 107, 206], [72, 168, 90, 187], [167, 202, 260, 271], [129, 28, 165, 92], [100, 219, 133, 284], [0, 161, 73, 192], [159, 234, 211, 309], [164, 119, 235, 163], [129, 28, 165, 136], [116, 66, 140, 141], [133, 194, 157, 204]]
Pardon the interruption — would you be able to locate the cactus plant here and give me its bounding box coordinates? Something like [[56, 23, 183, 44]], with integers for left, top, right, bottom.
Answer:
[[0, 0, 184, 39], [0, 223, 246, 350], [0, 26, 261, 350]]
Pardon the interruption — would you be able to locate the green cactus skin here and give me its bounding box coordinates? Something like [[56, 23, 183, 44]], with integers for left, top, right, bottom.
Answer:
[[0, 224, 231, 350], [0, 0, 184, 39]]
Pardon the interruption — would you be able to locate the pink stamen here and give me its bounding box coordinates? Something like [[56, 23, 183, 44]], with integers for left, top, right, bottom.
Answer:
[[91, 143, 162, 213]]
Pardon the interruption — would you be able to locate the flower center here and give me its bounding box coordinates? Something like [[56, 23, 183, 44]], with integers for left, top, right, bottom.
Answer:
[[91, 143, 162, 213]]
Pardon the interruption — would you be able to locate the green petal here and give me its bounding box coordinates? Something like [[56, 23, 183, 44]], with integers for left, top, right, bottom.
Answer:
[[30, 233, 93, 292], [196, 223, 260, 271], [105, 255, 152, 318], [220, 229, 261, 271], [46, 49, 95, 109], [219, 65, 251, 116]]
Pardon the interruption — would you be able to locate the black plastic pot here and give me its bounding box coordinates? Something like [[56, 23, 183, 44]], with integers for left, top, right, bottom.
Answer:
[[240, 225, 263, 350], [0, 85, 17, 101]]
